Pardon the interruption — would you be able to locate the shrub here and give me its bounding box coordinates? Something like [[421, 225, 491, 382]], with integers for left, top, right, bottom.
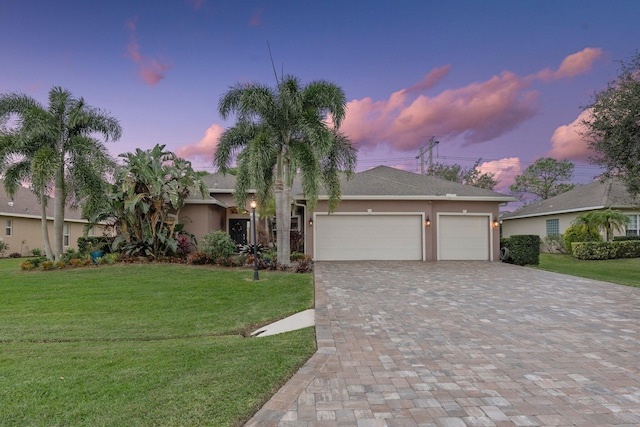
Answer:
[[25, 257, 48, 268], [103, 253, 121, 265], [20, 261, 35, 271], [613, 235, 640, 241], [564, 224, 601, 254], [61, 249, 85, 263], [543, 234, 566, 253], [9, 252, 21, 258], [187, 251, 212, 265], [77, 237, 112, 255], [70, 258, 88, 267], [54, 261, 66, 269], [295, 258, 313, 273], [239, 243, 265, 258], [30, 248, 42, 256], [40, 260, 55, 270], [0, 241, 8, 256], [201, 231, 236, 261], [176, 234, 196, 257], [290, 252, 307, 261], [573, 240, 640, 260], [504, 235, 540, 266]]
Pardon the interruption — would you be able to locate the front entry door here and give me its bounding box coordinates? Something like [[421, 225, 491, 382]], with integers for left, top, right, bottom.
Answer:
[[229, 219, 249, 247]]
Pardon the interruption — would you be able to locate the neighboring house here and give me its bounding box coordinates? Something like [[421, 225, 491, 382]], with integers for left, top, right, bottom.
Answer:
[[0, 182, 101, 256], [501, 179, 640, 248], [181, 166, 515, 261]]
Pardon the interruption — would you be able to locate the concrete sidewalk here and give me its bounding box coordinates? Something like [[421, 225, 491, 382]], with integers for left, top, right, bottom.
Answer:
[[246, 261, 640, 426]]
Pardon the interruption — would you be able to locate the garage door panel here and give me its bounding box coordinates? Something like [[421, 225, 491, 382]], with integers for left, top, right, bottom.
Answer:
[[315, 214, 423, 261], [439, 215, 489, 260]]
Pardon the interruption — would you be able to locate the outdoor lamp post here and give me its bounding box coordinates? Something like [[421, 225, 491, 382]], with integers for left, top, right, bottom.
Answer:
[[250, 198, 259, 281]]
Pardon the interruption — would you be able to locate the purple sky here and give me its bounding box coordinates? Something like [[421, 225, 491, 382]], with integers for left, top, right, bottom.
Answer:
[[2, 0, 639, 194]]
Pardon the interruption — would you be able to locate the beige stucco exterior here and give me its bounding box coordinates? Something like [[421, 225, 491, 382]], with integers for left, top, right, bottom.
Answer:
[[501, 208, 640, 252], [1, 214, 100, 257]]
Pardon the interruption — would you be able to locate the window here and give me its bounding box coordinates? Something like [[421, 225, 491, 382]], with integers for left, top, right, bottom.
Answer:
[[627, 214, 639, 237], [546, 219, 559, 236], [5, 219, 12, 237], [290, 216, 300, 231], [63, 223, 70, 247]]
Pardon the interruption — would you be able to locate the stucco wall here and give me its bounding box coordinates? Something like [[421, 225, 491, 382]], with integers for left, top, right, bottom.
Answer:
[[0, 215, 94, 257]]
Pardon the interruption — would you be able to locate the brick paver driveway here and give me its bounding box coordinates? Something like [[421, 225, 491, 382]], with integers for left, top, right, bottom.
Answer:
[[247, 261, 640, 426]]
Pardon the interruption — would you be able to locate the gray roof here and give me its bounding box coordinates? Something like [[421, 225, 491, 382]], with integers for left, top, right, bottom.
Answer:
[[502, 179, 640, 220], [0, 181, 85, 221], [202, 165, 514, 201]]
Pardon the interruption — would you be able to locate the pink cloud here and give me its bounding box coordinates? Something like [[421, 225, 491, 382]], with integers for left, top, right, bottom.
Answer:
[[249, 8, 264, 26], [176, 124, 225, 165], [478, 157, 523, 192], [126, 17, 172, 86], [340, 69, 538, 152], [404, 65, 451, 94], [537, 47, 604, 81], [547, 109, 594, 161]]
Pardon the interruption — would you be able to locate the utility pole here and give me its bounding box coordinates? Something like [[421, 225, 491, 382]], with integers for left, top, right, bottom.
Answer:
[[415, 146, 426, 174], [416, 137, 439, 174]]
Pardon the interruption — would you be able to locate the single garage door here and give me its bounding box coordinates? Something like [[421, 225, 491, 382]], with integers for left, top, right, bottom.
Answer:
[[438, 215, 489, 260], [315, 214, 423, 261]]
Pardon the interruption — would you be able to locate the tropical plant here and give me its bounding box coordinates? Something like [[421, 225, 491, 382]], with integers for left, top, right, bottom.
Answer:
[[509, 157, 575, 202], [427, 159, 499, 190], [96, 144, 206, 259], [0, 240, 8, 257], [573, 209, 630, 242], [582, 53, 640, 197], [214, 75, 357, 266], [0, 86, 122, 261]]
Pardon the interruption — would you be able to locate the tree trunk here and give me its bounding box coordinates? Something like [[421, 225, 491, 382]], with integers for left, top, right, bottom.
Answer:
[[40, 196, 54, 261], [275, 178, 286, 266], [53, 168, 65, 261], [280, 183, 291, 266]]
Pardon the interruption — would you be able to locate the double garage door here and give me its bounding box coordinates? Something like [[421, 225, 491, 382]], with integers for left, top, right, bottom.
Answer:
[[314, 213, 490, 261]]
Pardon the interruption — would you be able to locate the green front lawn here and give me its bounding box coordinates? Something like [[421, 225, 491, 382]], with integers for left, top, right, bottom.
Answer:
[[0, 260, 315, 426], [537, 253, 640, 287]]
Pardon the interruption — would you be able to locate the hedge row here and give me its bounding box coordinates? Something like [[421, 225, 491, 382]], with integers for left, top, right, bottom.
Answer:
[[572, 240, 640, 260], [500, 235, 540, 266]]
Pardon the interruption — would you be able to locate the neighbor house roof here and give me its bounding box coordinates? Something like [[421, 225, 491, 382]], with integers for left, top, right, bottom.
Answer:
[[502, 179, 640, 220], [199, 165, 514, 203], [0, 181, 85, 221]]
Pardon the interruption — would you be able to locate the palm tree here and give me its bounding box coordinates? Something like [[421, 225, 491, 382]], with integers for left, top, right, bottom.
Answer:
[[572, 209, 630, 241], [0, 87, 122, 260], [215, 75, 357, 266]]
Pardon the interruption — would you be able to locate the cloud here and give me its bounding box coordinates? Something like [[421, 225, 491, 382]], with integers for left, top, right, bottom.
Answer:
[[547, 109, 594, 161], [537, 47, 604, 81], [249, 8, 264, 26], [340, 68, 538, 152], [478, 157, 523, 192], [176, 124, 225, 165], [126, 17, 172, 86]]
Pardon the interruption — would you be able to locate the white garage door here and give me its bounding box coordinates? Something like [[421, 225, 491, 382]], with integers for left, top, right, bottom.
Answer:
[[438, 215, 490, 260], [315, 214, 423, 261]]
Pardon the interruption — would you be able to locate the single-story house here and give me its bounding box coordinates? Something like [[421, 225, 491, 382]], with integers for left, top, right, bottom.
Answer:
[[501, 179, 640, 247], [181, 166, 515, 261], [0, 182, 101, 257]]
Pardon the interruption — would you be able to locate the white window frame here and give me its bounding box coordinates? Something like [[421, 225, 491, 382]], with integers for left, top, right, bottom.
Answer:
[[546, 218, 559, 236], [5, 219, 12, 237], [63, 223, 70, 247], [626, 214, 639, 237]]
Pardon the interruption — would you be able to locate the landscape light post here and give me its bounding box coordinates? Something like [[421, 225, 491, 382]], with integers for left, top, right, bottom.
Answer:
[[250, 198, 259, 281]]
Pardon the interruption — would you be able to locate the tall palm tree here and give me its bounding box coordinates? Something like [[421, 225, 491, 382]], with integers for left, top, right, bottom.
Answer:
[[215, 75, 357, 266], [0, 87, 121, 260]]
